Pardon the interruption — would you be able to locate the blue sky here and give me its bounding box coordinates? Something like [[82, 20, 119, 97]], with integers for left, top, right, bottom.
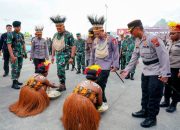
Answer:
[[0, 0, 180, 37]]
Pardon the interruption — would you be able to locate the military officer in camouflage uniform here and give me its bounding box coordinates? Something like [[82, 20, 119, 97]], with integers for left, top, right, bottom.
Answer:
[[121, 20, 171, 128], [75, 33, 85, 74], [7, 21, 27, 89], [120, 35, 128, 70], [125, 36, 136, 80], [50, 15, 76, 92]]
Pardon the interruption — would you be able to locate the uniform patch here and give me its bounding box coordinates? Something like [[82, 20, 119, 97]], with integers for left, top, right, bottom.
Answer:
[[151, 37, 160, 47]]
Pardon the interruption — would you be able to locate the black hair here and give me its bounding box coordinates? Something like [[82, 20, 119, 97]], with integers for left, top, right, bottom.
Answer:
[[36, 66, 47, 74], [6, 24, 12, 27], [86, 70, 98, 81]]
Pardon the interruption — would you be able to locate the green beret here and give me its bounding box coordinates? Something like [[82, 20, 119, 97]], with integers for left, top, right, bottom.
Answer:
[[12, 21, 21, 27], [76, 33, 81, 36], [127, 20, 142, 32]]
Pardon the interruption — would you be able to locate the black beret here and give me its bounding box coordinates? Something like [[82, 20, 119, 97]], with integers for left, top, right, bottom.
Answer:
[[12, 21, 21, 27], [127, 20, 143, 31]]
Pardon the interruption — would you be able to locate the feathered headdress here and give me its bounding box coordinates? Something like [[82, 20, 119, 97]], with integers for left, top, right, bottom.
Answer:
[[168, 21, 180, 32], [87, 15, 105, 28], [35, 25, 44, 32], [38, 60, 51, 72], [50, 15, 66, 25], [84, 64, 102, 76]]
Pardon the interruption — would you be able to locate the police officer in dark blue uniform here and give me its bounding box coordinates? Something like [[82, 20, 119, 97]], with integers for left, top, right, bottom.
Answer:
[[121, 20, 171, 128]]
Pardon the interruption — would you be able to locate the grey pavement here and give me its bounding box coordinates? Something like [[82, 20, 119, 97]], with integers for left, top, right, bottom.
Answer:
[[0, 57, 180, 130]]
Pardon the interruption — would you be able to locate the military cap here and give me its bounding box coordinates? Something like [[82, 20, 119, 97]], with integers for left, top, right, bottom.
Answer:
[[127, 20, 143, 32], [76, 33, 81, 36], [12, 21, 21, 27]]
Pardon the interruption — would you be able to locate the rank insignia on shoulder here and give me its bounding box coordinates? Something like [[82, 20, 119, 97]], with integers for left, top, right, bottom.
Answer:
[[151, 37, 160, 47]]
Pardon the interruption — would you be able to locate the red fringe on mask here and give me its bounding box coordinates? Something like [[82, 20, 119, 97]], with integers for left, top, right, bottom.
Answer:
[[9, 86, 49, 117], [61, 93, 100, 130]]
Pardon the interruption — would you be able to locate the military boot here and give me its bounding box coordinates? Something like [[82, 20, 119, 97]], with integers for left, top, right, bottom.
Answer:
[[166, 102, 177, 113], [17, 80, 23, 85], [71, 66, 74, 71], [132, 109, 148, 118], [130, 73, 134, 80], [140, 117, 157, 128], [11, 80, 20, 89], [76, 69, 81, 74], [160, 99, 170, 107], [66, 66, 69, 70]]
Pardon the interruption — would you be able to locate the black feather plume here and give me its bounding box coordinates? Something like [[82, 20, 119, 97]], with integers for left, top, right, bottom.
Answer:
[[50, 15, 66, 24]]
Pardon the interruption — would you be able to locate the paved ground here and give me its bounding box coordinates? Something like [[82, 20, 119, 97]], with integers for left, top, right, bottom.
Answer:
[[0, 57, 180, 130]]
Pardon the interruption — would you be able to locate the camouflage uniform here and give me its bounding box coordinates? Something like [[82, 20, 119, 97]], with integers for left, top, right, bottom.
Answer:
[[120, 39, 128, 70], [75, 39, 85, 71], [7, 31, 25, 80], [125, 36, 136, 79], [53, 31, 74, 84]]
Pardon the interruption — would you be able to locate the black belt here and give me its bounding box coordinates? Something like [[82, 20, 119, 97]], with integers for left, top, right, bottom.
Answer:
[[143, 59, 159, 65]]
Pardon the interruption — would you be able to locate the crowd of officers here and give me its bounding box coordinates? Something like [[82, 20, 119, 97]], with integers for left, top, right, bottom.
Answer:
[[0, 17, 179, 128]]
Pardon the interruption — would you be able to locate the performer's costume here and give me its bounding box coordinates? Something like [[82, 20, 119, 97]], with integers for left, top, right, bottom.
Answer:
[[9, 61, 54, 117], [61, 65, 102, 130]]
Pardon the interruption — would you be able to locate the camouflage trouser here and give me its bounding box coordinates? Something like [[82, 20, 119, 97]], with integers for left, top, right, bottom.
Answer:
[[66, 57, 75, 69], [121, 54, 126, 70], [126, 54, 136, 74], [56, 53, 69, 84], [11, 57, 23, 80], [76, 52, 85, 70]]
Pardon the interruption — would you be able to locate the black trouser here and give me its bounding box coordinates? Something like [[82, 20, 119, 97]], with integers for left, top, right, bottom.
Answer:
[[164, 68, 180, 105], [141, 73, 164, 119], [3, 51, 10, 74], [33, 58, 45, 73], [96, 70, 110, 102]]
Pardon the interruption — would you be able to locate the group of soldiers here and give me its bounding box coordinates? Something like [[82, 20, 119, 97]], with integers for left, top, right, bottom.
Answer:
[[0, 14, 180, 129], [119, 33, 136, 80]]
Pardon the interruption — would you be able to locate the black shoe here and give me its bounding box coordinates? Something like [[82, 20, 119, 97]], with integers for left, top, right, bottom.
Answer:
[[17, 80, 23, 85], [71, 68, 74, 71], [3, 73, 8, 77], [132, 109, 148, 118], [125, 74, 130, 79], [76, 70, 81, 74], [130, 73, 134, 80], [140, 118, 157, 128], [11, 80, 20, 89], [166, 103, 177, 113], [66, 68, 69, 70], [160, 101, 169, 107], [56, 84, 66, 92]]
